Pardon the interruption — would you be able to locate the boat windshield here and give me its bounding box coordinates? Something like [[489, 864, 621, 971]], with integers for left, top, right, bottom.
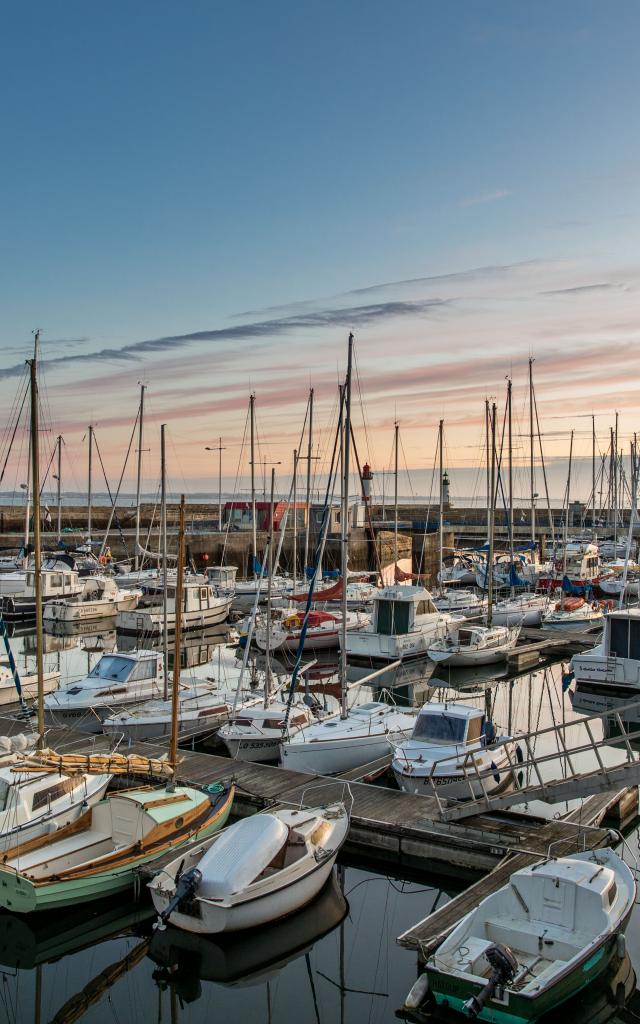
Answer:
[[412, 713, 469, 744], [88, 656, 134, 682]]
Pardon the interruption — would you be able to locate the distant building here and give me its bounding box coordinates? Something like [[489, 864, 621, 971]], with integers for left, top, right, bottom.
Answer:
[[223, 501, 307, 531]]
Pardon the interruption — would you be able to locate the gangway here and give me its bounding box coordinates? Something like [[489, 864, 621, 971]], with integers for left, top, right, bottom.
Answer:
[[419, 698, 640, 822]]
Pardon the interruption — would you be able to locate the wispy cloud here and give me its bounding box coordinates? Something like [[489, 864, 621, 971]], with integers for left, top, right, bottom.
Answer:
[[459, 189, 512, 208], [541, 282, 628, 296]]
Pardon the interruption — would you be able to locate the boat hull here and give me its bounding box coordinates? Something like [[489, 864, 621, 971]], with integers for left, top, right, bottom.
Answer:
[[116, 602, 230, 635], [43, 594, 139, 623], [392, 744, 516, 800], [280, 732, 397, 775], [220, 734, 280, 762]]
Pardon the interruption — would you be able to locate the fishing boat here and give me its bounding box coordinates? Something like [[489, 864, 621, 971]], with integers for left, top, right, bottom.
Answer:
[[1, 564, 84, 619], [342, 585, 457, 662], [0, 759, 110, 852], [391, 702, 518, 799], [255, 608, 368, 652], [490, 594, 549, 627], [116, 579, 232, 635], [42, 576, 142, 623], [414, 848, 635, 1022], [542, 597, 604, 631], [218, 699, 320, 762], [0, 781, 234, 913], [428, 624, 521, 666], [571, 608, 640, 697], [43, 649, 165, 732], [538, 541, 601, 591], [280, 701, 418, 775], [149, 801, 349, 934], [102, 684, 262, 743]]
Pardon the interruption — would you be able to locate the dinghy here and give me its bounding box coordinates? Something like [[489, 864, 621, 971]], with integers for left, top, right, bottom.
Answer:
[[416, 848, 635, 1022], [149, 801, 349, 934], [0, 782, 234, 913], [428, 624, 520, 666]]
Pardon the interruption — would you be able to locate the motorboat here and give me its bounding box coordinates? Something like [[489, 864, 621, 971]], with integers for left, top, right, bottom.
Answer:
[[391, 702, 518, 799], [44, 649, 165, 732], [149, 802, 349, 934], [428, 624, 521, 666], [342, 585, 458, 662], [231, 575, 289, 611], [254, 609, 368, 652], [490, 594, 549, 627], [438, 554, 482, 586], [0, 756, 110, 852], [1, 565, 84, 618], [414, 848, 635, 1022], [598, 564, 640, 598], [103, 684, 263, 743], [433, 590, 487, 619], [571, 608, 640, 698], [538, 541, 601, 591], [280, 701, 418, 775], [542, 598, 604, 632], [116, 580, 232, 635], [205, 565, 238, 600], [218, 700, 321, 763], [0, 662, 60, 707], [0, 783, 234, 913], [43, 576, 142, 623]]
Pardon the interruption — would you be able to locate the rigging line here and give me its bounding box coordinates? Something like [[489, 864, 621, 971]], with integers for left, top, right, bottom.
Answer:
[[532, 380, 554, 539], [0, 378, 29, 485], [221, 402, 250, 563], [0, 369, 28, 470], [99, 407, 140, 557]]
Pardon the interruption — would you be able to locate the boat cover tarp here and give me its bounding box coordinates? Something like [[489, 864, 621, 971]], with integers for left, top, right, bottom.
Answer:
[[198, 813, 288, 900], [290, 579, 344, 602], [562, 575, 592, 597]]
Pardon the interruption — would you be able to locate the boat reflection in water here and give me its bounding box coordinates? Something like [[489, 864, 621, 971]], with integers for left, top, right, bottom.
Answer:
[[148, 871, 348, 1001], [570, 686, 640, 752]]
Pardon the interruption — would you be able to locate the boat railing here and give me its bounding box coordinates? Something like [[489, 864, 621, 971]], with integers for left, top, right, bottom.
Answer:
[[294, 779, 354, 813]]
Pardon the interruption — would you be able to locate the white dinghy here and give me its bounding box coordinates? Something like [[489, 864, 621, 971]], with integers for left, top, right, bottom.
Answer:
[[428, 624, 521, 666], [415, 848, 635, 1022], [149, 802, 350, 934]]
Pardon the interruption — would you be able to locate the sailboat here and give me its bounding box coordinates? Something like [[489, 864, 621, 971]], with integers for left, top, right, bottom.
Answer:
[[0, 495, 235, 913]]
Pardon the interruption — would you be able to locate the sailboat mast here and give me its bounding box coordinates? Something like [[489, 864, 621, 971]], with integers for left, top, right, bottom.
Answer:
[[24, 430, 31, 552], [394, 420, 399, 570], [292, 449, 298, 595], [485, 399, 491, 541], [87, 424, 93, 544], [529, 359, 535, 542], [30, 331, 44, 750], [614, 411, 619, 547], [55, 434, 62, 544], [487, 403, 496, 626], [507, 378, 514, 593], [168, 494, 186, 780], [562, 429, 574, 599], [250, 393, 257, 578], [264, 467, 275, 707], [438, 419, 444, 594], [304, 387, 313, 573], [161, 424, 169, 701], [134, 384, 146, 572], [340, 333, 354, 720], [592, 415, 596, 529]]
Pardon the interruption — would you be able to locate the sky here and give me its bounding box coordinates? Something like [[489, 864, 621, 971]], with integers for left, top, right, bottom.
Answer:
[[1, 1, 639, 506]]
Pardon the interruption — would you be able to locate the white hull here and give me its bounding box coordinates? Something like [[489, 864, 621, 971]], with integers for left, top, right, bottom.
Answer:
[[0, 774, 110, 853], [43, 593, 139, 623], [490, 597, 547, 627], [117, 600, 231, 635], [220, 735, 281, 762], [0, 670, 60, 707], [392, 744, 515, 799], [281, 731, 400, 775], [344, 615, 453, 661], [428, 645, 513, 666]]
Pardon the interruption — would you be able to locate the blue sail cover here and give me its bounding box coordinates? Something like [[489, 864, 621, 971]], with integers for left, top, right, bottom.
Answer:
[[253, 556, 266, 576], [562, 575, 592, 598], [509, 564, 530, 589]]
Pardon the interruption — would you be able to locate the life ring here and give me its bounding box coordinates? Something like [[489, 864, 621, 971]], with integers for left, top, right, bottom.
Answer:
[[99, 555, 108, 566]]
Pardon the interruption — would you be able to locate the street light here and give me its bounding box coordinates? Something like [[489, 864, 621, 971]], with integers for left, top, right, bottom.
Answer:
[[205, 440, 226, 529]]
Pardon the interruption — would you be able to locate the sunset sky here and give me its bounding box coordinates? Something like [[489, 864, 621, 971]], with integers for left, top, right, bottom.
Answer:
[[1, 2, 639, 506]]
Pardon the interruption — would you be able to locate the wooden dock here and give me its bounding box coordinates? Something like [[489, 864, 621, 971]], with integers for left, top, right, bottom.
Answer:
[[28, 724, 624, 878]]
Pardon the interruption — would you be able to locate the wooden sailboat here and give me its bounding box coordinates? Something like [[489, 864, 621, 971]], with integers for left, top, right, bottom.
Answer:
[[0, 495, 234, 913]]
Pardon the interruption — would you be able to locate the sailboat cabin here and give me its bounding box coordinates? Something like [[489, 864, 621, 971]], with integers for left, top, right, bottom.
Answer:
[[372, 586, 438, 637]]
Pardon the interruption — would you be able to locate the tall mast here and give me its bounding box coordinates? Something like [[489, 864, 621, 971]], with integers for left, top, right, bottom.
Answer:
[[614, 411, 619, 547], [340, 333, 354, 720], [264, 467, 275, 708], [168, 494, 186, 784], [134, 384, 146, 572], [592, 415, 596, 529], [24, 431, 31, 551], [250, 393, 256, 577], [304, 387, 314, 574], [562, 430, 574, 607], [394, 420, 399, 571], [486, 403, 496, 626], [161, 424, 169, 701], [438, 419, 444, 595], [507, 377, 514, 594], [292, 449, 298, 595], [529, 358, 535, 542], [55, 434, 62, 545], [87, 424, 93, 544], [30, 331, 44, 750], [218, 436, 224, 530], [485, 399, 491, 541]]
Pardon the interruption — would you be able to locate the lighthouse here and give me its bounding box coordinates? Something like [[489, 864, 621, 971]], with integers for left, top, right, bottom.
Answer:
[[442, 469, 451, 510], [362, 462, 373, 503]]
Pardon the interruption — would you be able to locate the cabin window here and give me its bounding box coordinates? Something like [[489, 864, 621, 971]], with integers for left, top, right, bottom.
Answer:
[[51, 574, 63, 588], [0, 779, 10, 811], [609, 618, 630, 659], [32, 776, 84, 811], [26, 573, 34, 587], [376, 600, 410, 636], [128, 660, 156, 682], [412, 713, 467, 743], [89, 656, 134, 682], [200, 588, 208, 600], [629, 621, 640, 661], [416, 601, 431, 616], [467, 717, 483, 742]]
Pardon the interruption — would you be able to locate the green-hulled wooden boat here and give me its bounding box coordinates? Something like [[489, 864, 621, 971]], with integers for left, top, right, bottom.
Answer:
[[0, 782, 234, 914], [411, 849, 635, 1024]]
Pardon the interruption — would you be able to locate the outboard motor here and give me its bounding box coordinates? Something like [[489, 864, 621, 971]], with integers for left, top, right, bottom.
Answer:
[[463, 944, 518, 1019], [154, 866, 202, 931]]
